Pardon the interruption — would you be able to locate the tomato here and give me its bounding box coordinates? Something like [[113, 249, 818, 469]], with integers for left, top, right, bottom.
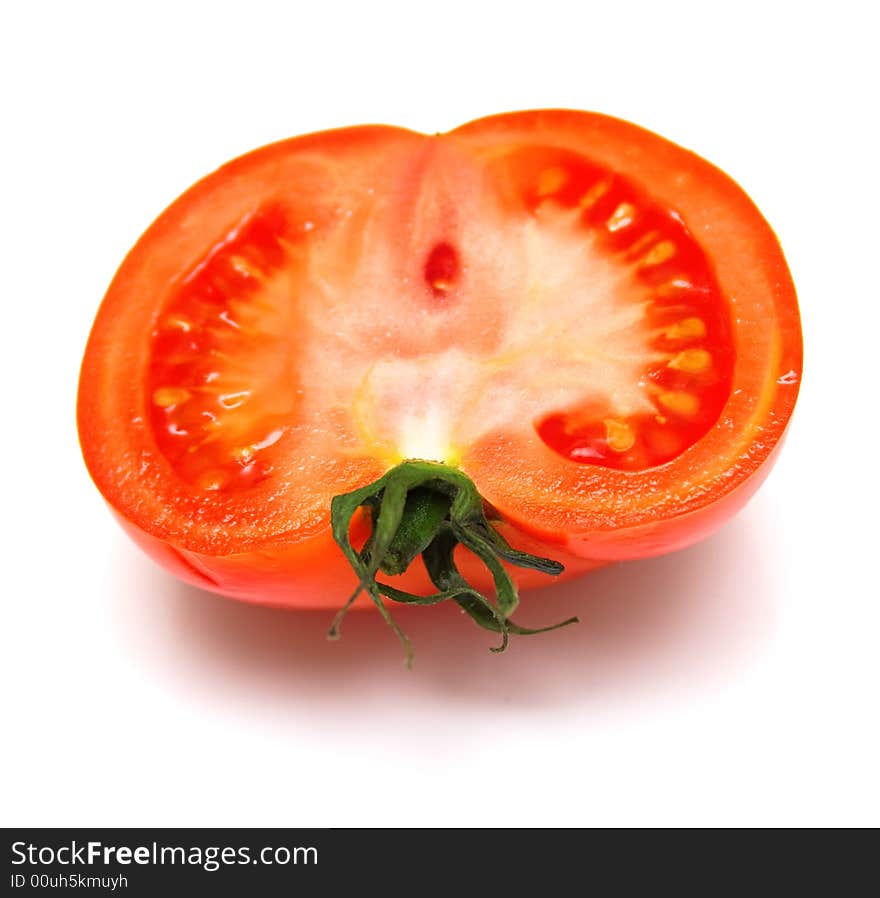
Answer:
[[78, 109, 801, 657]]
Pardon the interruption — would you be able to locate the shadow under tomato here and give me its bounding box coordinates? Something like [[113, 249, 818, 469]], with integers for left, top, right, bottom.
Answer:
[[111, 499, 781, 710]]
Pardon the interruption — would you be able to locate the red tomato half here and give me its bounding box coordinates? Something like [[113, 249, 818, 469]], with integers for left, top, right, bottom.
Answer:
[[78, 110, 801, 614]]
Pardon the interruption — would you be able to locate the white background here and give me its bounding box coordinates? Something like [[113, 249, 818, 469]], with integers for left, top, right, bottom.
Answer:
[[2, 0, 878, 827]]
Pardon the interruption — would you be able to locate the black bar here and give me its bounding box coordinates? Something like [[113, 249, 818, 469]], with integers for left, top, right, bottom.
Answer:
[[5, 827, 862, 893]]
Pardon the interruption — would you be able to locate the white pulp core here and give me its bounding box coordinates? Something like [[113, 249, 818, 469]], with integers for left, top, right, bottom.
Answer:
[[291, 202, 660, 464]]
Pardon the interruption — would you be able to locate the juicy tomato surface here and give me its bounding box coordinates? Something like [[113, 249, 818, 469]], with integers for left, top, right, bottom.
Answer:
[[78, 110, 802, 609]]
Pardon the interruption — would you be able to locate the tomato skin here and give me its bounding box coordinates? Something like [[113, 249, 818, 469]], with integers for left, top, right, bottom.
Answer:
[[112, 437, 780, 610], [114, 508, 602, 609], [79, 110, 801, 610]]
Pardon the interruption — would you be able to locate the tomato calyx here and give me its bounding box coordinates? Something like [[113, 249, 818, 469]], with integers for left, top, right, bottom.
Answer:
[[329, 460, 577, 665]]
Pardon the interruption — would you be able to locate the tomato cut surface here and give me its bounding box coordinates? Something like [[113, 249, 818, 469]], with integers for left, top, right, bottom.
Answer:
[[495, 147, 736, 471], [78, 110, 801, 613]]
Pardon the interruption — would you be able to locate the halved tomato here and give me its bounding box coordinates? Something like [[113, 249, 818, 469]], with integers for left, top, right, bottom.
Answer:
[[78, 110, 801, 655]]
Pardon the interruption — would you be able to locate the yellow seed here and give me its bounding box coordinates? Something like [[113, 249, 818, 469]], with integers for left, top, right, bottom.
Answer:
[[196, 470, 228, 491], [536, 167, 568, 197], [658, 391, 699, 417], [431, 278, 451, 293], [665, 317, 707, 340], [578, 178, 612, 209], [604, 418, 636, 452], [668, 348, 712, 374], [232, 446, 255, 464], [219, 390, 250, 409], [642, 240, 676, 266], [163, 314, 192, 333], [152, 387, 191, 408], [229, 254, 264, 280], [656, 278, 693, 297], [606, 202, 636, 232]]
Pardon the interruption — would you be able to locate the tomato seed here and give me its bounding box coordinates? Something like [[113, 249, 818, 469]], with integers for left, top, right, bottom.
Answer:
[[668, 348, 711, 374], [604, 418, 636, 452], [657, 391, 699, 417], [606, 202, 637, 232], [153, 387, 191, 408], [536, 166, 568, 197], [641, 240, 677, 267], [664, 317, 706, 340]]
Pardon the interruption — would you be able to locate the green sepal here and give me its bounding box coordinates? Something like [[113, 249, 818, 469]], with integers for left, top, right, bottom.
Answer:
[[379, 487, 451, 576], [328, 460, 577, 664]]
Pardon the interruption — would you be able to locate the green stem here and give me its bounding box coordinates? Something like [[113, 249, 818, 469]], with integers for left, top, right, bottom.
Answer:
[[329, 460, 578, 665]]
